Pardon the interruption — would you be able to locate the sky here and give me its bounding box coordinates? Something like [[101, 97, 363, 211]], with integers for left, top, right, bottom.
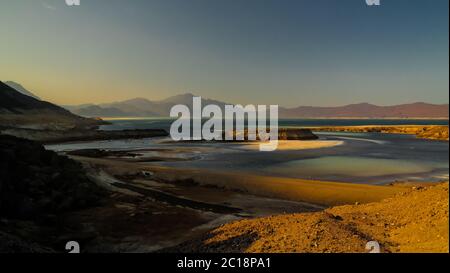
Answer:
[[0, 0, 448, 107]]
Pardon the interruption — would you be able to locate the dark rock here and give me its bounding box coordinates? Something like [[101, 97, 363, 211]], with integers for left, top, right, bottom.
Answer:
[[0, 231, 54, 253], [222, 128, 319, 141], [279, 128, 319, 140], [0, 134, 105, 220]]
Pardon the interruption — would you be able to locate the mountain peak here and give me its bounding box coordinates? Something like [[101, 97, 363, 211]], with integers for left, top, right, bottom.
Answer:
[[161, 92, 197, 103], [122, 97, 152, 103], [4, 81, 40, 100], [0, 81, 103, 130], [179, 92, 195, 97], [347, 102, 375, 107], [169, 92, 196, 98]]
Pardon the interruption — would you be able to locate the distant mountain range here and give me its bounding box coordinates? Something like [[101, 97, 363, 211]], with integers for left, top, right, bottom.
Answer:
[[1, 81, 447, 119], [0, 81, 101, 130], [65, 93, 230, 118], [66, 93, 449, 119], [279, 102, 449, 119]]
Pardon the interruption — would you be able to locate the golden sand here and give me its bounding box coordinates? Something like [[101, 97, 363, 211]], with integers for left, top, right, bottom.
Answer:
[[176, 182, 449, 253], [239, 140, 344, 151]]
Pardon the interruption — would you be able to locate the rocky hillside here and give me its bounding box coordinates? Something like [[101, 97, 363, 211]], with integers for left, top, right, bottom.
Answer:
[[0, 135, 105, 252], [172, 182, 449, 253], [0, 81, 103, 130], [0, 135, 104, 219], [4, 81, 40, 100]]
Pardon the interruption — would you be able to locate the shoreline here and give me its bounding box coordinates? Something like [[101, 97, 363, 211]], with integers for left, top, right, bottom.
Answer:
[[1, 124, 448, 145], [308, 125, 449, 141], [70, 154, 446, 253], [0, 127, 169, 144], [73, 155, 405, 207], [96, 116, 450, 120], [70, 155, 328, 252]]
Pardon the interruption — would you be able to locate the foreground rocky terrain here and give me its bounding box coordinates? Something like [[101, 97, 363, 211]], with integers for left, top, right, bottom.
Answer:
[[172, 182, 449, 253], [0, 135, 105, 252]]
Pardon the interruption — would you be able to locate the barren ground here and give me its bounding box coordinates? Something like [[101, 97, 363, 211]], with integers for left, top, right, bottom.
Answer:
[[171, 182, 449, 253]]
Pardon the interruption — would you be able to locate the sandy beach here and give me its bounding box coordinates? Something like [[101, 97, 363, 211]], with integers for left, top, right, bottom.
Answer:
[[239, 140, 344, 151], [173, 182, 449, 253], [72, 146, 404, 207]]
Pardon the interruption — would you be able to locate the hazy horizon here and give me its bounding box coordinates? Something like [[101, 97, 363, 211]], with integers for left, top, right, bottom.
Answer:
[[3, 80, 450, 109], [1, 0, 448, 107]]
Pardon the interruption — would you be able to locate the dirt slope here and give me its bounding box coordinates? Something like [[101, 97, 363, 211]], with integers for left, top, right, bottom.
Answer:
[[173, 182, 449, 253]]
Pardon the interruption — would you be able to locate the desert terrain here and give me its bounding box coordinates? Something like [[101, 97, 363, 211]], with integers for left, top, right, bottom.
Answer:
[[171, 182, 449, 253]]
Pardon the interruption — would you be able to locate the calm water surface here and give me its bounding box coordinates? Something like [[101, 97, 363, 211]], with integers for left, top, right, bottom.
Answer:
[[47, 119, 449, 184]]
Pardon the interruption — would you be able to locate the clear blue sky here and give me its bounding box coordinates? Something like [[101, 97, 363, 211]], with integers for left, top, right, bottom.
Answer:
[[0, 0, 448, 106]]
